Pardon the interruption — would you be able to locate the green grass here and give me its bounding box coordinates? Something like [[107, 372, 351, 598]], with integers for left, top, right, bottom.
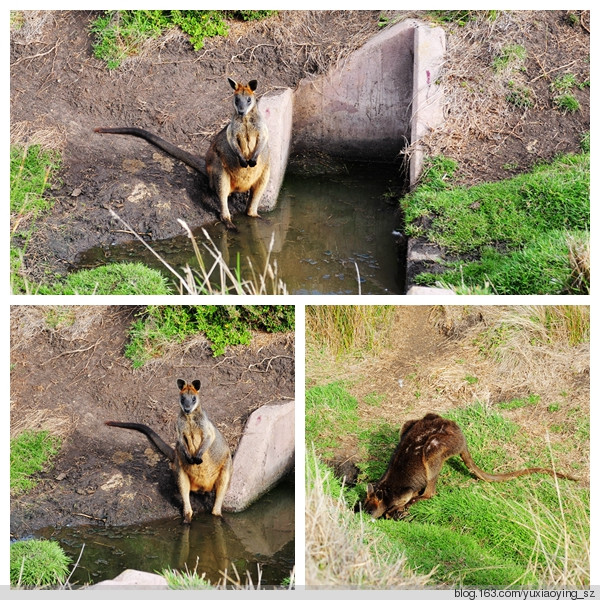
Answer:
[[10, 430, 62, 496], [403, 151, 590, 294], [125, 305, 294, 367], [553, 93, 580, 113], [37, 263, 172, 295], [427, 11, 500, 27], [492, 44, 527, 73], [90, 10, 276, 69], [306, 390, 589, 587], [506, 82, 534, 109], [498, 394, 540, 410], [162, 568, 214, 589], [10, 145, 62, 294], [306, 382, 359, 461], [10, 540, 71, 588]]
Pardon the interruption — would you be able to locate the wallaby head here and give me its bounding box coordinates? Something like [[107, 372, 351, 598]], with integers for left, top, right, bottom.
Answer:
[[177, 378, 201, 415], [364, 483, 415, 519], [228, 78, 258, 117]]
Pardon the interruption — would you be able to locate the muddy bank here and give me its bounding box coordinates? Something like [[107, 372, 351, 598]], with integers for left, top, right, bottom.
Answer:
[[10, 10, 383, 281], [10, 306, 295, 538]]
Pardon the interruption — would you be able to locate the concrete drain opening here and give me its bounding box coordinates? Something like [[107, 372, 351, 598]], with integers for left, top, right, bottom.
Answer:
[[265, 18, 446, 294]]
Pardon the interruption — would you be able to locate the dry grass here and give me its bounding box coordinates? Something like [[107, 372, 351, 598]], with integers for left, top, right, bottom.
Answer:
[[502, 480, 589, 587], [305, 449, 431, 589], [10, 10, 53, 44], [406, 10, 590, 185], [10, 408, 76, 440], [10, 305, 113, 349], [231, 10, 381, 82]]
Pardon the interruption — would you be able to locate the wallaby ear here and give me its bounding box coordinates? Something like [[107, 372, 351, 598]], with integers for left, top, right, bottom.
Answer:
[[227, 77, 237, 90], [366, 483, 374, 495], [248, 79, 258, 92], [177, 378, 185, 390], [192, 380, 201, 392]]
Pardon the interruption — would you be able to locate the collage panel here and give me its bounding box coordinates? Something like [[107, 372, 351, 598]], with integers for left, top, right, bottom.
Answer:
[[305, 305, 590, 589], [9, 305, 295, 589]]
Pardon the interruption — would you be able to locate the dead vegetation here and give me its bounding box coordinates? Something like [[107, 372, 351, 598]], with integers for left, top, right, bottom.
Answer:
[[409, 10, 590, 185], [305, 449, 431, 589]]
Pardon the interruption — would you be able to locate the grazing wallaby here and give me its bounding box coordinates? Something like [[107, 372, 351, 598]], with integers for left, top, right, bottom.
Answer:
[[106, 378, 232, 524], [364, 413, 577, 519], [95, 77, 270, 230]]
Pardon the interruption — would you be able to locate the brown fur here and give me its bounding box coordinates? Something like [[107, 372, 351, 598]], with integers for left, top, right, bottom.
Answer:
[[106, 378, 232, 524], [95, 77, 270, 231], [364, 413, 577, 519]]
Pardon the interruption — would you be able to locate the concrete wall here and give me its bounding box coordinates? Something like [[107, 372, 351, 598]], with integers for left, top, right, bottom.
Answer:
[[292, 19, 418, 161], [223, 401, 294, 513], [258, 88, 293, 211]]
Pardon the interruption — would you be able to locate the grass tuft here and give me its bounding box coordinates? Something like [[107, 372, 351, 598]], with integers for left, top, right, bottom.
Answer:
[[10, 540, 71, 588], [10, 430, 62, 496]]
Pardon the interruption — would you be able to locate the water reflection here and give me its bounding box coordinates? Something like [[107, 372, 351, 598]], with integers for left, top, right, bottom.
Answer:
[[37, 482, 294, 588], [76, 163, 403, 294]]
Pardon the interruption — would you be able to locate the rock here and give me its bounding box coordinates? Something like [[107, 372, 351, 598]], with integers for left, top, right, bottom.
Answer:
[[406, 285, 455, 295], [224, 401, 294, 513], [90, 569, 169, 589]]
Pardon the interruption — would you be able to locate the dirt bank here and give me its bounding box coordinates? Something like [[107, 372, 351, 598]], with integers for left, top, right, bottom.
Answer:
[[10, 10, 382, 281], [10, 306, 295, 538]]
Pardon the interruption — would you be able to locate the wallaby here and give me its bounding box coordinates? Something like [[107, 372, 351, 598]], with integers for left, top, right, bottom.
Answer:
[[95, 77, 270, 231], [364, 413, 577, 519], [106, 378, 232, 524]]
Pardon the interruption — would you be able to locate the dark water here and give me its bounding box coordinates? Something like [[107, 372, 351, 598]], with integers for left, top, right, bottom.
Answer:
[[76, 163, 405, 294], [36, 482, 294, 588]]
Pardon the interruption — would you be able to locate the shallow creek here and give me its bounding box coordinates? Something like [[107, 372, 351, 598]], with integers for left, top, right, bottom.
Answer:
[[36, 481, 294, 588], [76, 162, 405, 294]]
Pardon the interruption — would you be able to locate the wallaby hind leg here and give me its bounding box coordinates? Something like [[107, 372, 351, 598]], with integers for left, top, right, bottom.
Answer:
[[212, 461, 232, 517], [246, 166, 270, 218], [210, 169, 235, 229], [177, 470, 194, 524]]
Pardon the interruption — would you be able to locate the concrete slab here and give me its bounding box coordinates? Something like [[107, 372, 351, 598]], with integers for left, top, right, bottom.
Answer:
[[259, 88, 293, 211], [406, 285, 455, 295], [91, 569, 169, 588], [409, 24, 446, 187], [223, 401, 294, 513]]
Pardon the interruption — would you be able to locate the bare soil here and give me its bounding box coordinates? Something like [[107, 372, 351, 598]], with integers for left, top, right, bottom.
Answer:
[[10, 11, 590, 284], [10, 306, 295, 538]]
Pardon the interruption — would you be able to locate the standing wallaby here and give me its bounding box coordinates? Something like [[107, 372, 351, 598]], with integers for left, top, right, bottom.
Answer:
[[364, 413, 577, 519], [106, 378, 232, 524], [95, 78, 270, 231]]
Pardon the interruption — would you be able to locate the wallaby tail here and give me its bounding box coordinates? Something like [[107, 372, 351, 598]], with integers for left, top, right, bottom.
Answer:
[[460, 449, 578, 482], [94, 127, 207, 175], [106, 420, 175, 462]]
